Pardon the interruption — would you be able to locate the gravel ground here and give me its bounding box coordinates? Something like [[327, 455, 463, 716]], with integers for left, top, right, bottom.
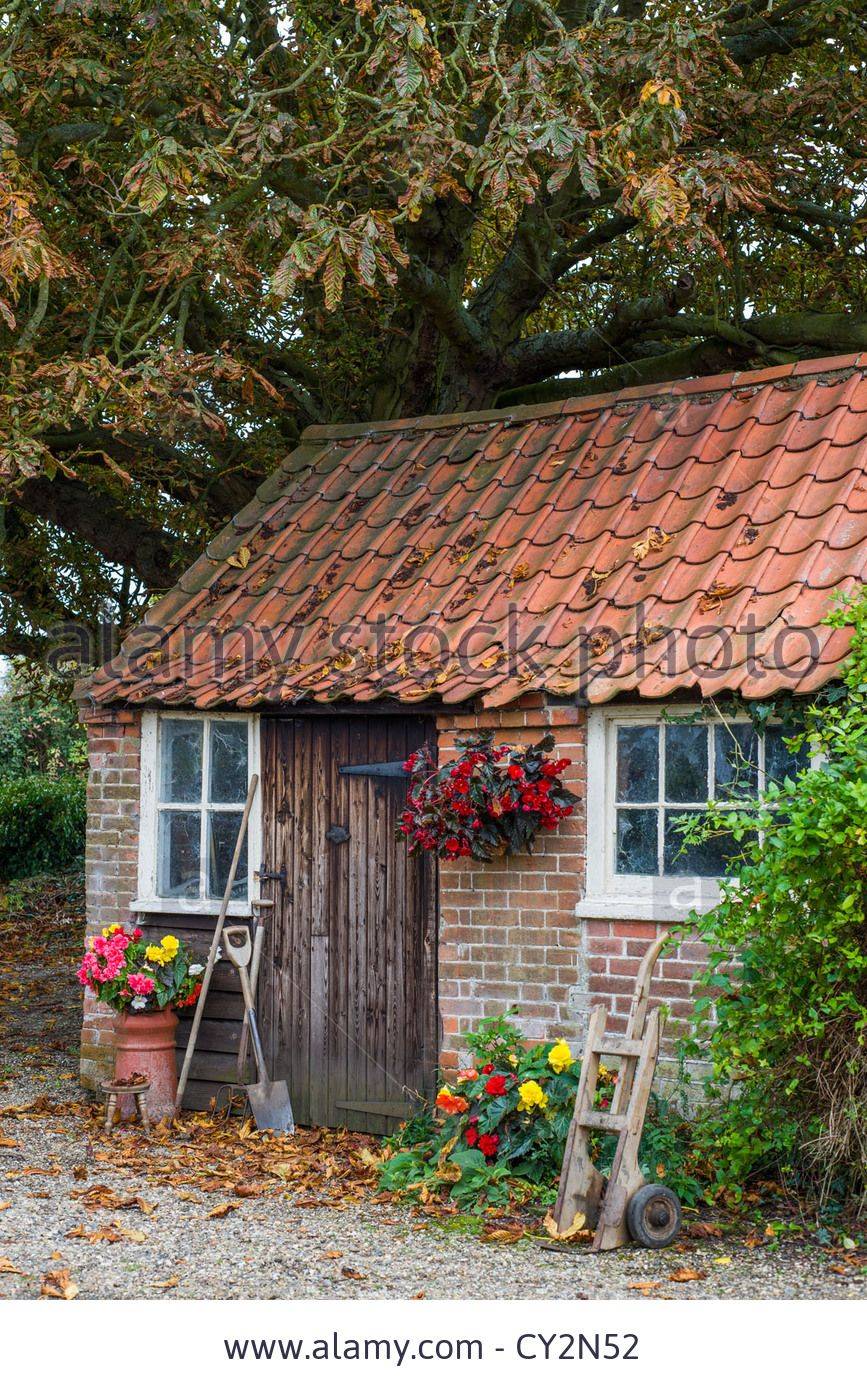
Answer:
[[0, 1064, 863, 1301]]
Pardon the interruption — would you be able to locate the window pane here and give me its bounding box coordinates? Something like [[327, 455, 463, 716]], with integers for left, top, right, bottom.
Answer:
[[207, 811, 247, 901], [664, 724, 708, 802], [157, 810, 201, 898], [615, 726, 659, 802], [664, 812, 743, 876], [616, 808, 658, 874], [160, 719, 203, 803], [765, 724, 809, 785], [209, 721, 248, 803], [714, 724, 758, 797]]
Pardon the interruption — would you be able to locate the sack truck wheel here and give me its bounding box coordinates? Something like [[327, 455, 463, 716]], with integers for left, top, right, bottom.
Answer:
[[626, 1184, 682, 1249]]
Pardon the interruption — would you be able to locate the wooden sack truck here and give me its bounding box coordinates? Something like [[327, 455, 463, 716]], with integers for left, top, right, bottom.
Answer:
[[552, 932, 682, 1252]]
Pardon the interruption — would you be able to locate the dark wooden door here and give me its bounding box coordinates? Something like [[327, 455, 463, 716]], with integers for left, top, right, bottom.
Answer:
[[260, 714, 438, 1134]]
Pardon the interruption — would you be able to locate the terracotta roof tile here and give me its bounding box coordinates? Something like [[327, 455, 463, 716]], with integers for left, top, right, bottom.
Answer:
[[79, 354, 867, 710]]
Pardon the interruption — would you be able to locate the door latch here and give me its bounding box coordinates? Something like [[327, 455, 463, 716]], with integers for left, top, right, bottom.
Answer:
[[256, 863, 288, 888]]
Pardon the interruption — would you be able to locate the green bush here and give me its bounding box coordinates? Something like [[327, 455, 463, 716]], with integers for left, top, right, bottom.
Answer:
[[378, 1011, 703, 1212], [0, 774, 86, 880], [0, 665, 87, 780], [673, 590, 867, 1208]]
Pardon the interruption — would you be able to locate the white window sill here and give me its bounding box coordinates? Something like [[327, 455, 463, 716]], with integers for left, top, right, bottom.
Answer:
[[130, 898, 252, 917], [576, 893, 721, 924]]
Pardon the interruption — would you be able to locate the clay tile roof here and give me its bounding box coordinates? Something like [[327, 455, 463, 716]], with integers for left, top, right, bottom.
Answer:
[[81, 353, 867, 710]]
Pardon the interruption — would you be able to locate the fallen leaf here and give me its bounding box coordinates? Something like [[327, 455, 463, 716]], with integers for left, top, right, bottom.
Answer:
[[688, 1222, 723, 1239], [232, 1182, 262, 1199], [206, 1202, 240, 1219], [225, 545, 251, 569], [40, 1267, 79, 1300], [543, 1210, 586, 1242], [66, 1223, 122, 1244], [627, 1280, 660, 1294], [322, 1250, 343, 1259], [481, 1226, 524, 1244], [112, 1222, 147, 1243], [151, 1276, 180, 1289], [72, 1165, 87, 1181], [698, 581, 739, 614], [0, 1136, 18, 1149], [713, 1256, 732, 1266], [71, 1184, 155, 1215], [669, 1268, 707, 1283], [0, 1257, 26, 1275], [829, 1264, 851, 1276], [412, 1291, 426, 1300], [632, 526, 672, 562], [0, 1200, 10, 1211], [341, 1267, 366, 1280]]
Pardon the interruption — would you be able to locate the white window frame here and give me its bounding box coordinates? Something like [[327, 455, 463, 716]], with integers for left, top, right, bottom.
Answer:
[[578, 703, 816, 922], [133, 710, 261, 915]]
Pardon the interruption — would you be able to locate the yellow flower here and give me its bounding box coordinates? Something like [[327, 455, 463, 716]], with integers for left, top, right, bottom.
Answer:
[[508, 1053, 519, 1066], [160, 935, 180, 960], [105, 922, 124, 937], [145, 944, 168, 965], [517, 1080, 548, 1112], [547, 1039, 572, 1073]]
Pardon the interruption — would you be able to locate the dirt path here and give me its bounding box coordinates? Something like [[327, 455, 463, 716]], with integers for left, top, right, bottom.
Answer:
[[0, 876, 862, 1300]]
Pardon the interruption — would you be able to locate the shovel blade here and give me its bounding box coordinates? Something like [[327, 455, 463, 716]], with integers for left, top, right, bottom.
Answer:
[[246, 1080, 295, 1135]]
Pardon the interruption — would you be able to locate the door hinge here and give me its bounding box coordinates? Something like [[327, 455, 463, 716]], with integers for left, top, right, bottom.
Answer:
[[338, 760, 409, 778]]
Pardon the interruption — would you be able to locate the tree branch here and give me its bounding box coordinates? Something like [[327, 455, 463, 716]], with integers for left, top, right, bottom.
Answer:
[[500, 273, 695, 385], [399, 257, 498, 370], [496, 340, 747, 407], [15, 475, 183, 591]]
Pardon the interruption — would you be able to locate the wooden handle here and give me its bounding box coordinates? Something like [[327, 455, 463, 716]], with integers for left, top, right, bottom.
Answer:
[[222, 925, 252, 969], [175, 773, 259, 1112]]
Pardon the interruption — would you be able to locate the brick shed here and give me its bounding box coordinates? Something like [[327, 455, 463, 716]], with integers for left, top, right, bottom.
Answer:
[[77, 353, 867, 1130]]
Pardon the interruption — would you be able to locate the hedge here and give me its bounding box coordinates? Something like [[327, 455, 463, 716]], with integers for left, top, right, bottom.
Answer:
[[0, 774, 86, 880]]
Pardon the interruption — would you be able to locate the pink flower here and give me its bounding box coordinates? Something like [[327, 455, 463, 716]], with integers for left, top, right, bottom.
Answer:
[[127, 973, 155, 996]]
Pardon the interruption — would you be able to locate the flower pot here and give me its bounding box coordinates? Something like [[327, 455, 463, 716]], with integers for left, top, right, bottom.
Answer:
[[113, 1005, 178, 1123]]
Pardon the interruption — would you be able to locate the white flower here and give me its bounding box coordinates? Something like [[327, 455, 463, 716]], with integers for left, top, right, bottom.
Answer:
[[131, 997, 147, 1011], [188, 963, 204, 976]]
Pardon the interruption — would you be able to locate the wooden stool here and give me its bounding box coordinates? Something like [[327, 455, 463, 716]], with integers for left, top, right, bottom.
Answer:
[[100, 1079, 151, 1136]]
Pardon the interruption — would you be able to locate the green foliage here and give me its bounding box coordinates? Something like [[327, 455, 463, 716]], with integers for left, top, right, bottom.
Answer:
[[0, 665, 86, 779], [0, 773, 85, 880], [673, 590, 867, 1205], [379, 1011, 702, 1211]]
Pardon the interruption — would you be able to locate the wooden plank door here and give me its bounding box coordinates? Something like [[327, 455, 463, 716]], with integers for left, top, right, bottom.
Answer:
[[260, 714, 438, 1134]]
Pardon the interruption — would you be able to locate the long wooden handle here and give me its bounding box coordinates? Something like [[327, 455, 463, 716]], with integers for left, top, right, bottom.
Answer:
[[175, 773, 259, 1112], [235, 960, 268, 1083], [238, 909, 268, 1078]]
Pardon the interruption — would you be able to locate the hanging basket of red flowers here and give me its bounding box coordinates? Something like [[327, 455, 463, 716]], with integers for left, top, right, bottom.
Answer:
[[396, 731, 579, 861]]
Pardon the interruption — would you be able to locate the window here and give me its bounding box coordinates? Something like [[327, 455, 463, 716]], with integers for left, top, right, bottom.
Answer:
[[581, 707, 812, 921], [136, 713, 260, 912]]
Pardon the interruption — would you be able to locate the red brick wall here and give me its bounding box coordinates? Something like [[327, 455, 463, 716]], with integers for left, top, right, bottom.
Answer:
[[436, 696, 586, 1068], [435, 698, 707, 1078], [77, 705, 142, 1091], [583, 921, 708, 1078]]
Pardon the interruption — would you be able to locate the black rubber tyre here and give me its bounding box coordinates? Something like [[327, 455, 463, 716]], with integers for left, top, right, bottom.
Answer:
[[626, 1184, 682, 1249]]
